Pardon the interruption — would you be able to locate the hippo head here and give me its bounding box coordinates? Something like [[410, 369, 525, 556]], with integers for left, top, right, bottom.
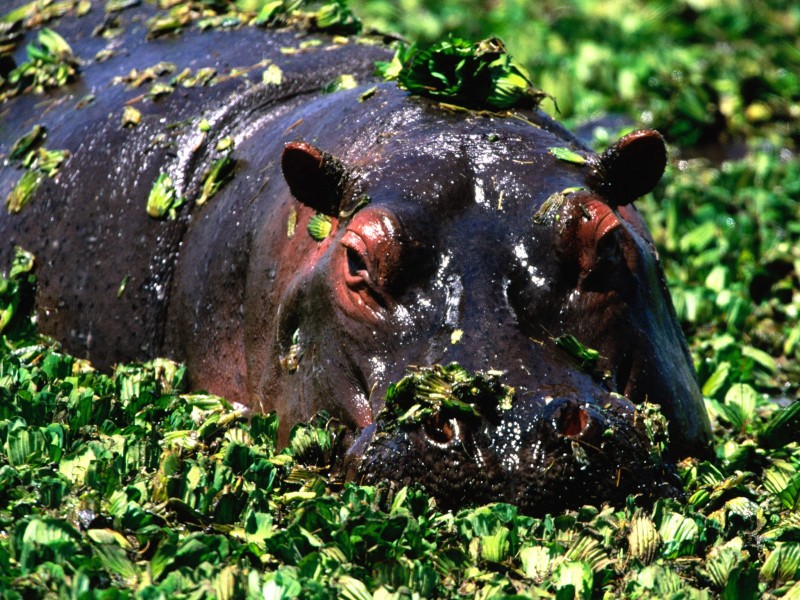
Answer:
[[246, 88, 711, 513]]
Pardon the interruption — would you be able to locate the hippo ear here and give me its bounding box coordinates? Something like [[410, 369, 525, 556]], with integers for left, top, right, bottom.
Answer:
[[282, 141, 347, 216], [587, 129, 667, 206]]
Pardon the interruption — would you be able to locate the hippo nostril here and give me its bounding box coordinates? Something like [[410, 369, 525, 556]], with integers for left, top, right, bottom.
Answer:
[[558, 403, 589, 437], [423, 414, 460, 447]]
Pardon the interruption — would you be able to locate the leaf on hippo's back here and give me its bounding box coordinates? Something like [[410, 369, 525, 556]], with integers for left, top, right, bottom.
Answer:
[[375, 43, 417, 81], [121, 105, 141, 128], [180, 67, 217, 88], [198, 155, 236, 206], [548, 146, 587, 165], [147, 82, 174, 100], [322, 73, 357, 94], [9, 125, 46, 162], [307, 213, 332, 241], [253, 0, 361, 34], [34, 148, 69, 176], [10, 246, 35, 280], [146, 172, 185, 219], [105, 0, 141, 13], [358, 86, 377, 102], [37, 28, 73, 61], [216, 137, 234, 152], [262, 63, 283, 86], [6, 170, 43, 214]]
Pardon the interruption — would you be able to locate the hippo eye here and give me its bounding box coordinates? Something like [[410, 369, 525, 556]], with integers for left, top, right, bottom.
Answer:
[[346, 246, 369, 279], [581, 226, 624, 285], [341, 232, 373, 287], [594, 229, 622, 272]]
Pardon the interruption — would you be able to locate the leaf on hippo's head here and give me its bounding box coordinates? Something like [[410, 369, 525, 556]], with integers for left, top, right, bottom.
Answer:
[[549, 147, 587, 165], [307, 213, 332, 241], [385, 37, 549, 111]]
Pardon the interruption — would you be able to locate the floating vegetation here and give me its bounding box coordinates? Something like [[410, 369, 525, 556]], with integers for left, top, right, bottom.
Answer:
[[380, 364, 514, 428]]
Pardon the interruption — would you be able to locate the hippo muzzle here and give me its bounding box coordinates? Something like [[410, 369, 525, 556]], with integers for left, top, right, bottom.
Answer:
[[354, 367, 682, 513]]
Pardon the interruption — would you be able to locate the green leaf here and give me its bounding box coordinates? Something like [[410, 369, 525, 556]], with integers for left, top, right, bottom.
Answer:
[[658, 512, 699, 559], [307, 213, 332, 241], [553, 560, 593, 599], [760, 542, 800, 584], [122, 105, 141, 127], [391, 37, 549, 111], [702, 361, 730, 397], [554, 335, 600, 370], [628, 513, 660, 565], [9, 125, 46, 162], [549, 147, 587, 165], [322, 73, 358, 94], [721, 383, 758, 431], [147, 173, 185, 219], [198, 155, 236, 205], [263, 63, 283, 85], [6, 170, 43, 214]]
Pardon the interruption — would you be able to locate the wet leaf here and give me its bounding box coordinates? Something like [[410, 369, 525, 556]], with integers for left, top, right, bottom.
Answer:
[[146, 173, 184, 219], [307, 213, 332, 241], [198, 155, 236, 205], [322, 73, 357, 93], [549, 147, 587, 165], [6, 170, 42, 214], [122, 105, 141, 128], [9, 125, 46, 162], [760, 542, 800, 584], [554, 335, 600, 370], [628, 512, 660, 565], [262, 63, 283, 85], [390, 37, 549, 110]]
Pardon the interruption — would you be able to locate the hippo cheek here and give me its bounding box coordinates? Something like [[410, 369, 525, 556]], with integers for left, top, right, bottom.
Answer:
[[556, 197, 710, 457], [357, 394, 681, 514]]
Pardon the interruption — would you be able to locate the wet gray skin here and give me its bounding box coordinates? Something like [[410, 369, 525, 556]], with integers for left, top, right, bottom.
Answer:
[[0, 6, 710, 514]]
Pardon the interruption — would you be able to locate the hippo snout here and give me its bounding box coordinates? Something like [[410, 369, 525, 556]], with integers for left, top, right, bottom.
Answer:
[[355, 367, 682, 515]]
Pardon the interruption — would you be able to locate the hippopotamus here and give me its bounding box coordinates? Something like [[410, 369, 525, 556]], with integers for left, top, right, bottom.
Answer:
[[0, 1, 711, 513]]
